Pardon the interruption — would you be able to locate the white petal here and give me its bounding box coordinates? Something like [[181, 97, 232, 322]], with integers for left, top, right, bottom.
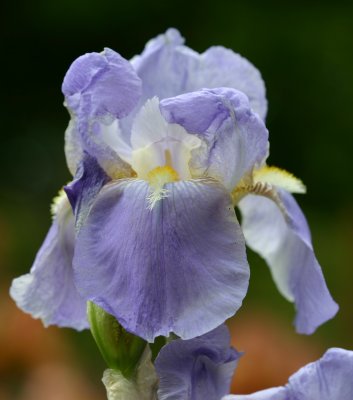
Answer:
[[130, 98, 201, 179]]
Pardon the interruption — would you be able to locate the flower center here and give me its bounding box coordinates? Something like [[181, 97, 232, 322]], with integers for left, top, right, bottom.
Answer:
[[147, 165, 179, 188], [129, 97, 201, 186], [145, 152, 180, 210], [131, 138, 198, 182]]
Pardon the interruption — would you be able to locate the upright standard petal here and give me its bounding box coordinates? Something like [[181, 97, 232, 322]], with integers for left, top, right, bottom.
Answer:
[[10, 191, 88, 330], [239, 190, 338, 334], [62, 49, 141, 176], [62, 48, 141, 118], [73, 179, 249, 342], [225, 348, 353, 400], [130, 28, 267, 119], [155, 325, 240, 400], [160, 88, 268, 190]]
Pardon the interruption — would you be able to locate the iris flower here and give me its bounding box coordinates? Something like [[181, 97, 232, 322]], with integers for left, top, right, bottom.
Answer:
[[10, 29, 337, 342]]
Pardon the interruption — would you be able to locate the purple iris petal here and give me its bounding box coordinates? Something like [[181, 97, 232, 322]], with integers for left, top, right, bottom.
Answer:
[[239, 190, 338, 334], [64, 115, 134, 178], [73, 179, 249, 342], [160, 88, 269, 190], [131, 28, 267, 119], [62, 48, 141, 118], [155, 325, 240, 400], [62, 49, 141, 176], [10, 195, 88, 330], [64, 152, 110, 230], [286, 348, 353, 399], [225, 348, 353, 400]]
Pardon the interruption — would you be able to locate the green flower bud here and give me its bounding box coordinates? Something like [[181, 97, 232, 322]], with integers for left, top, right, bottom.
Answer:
[[87, 301, 147, 378]]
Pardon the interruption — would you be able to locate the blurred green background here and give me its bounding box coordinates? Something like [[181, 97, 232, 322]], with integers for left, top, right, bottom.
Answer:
[[1, 1, 353, 398]]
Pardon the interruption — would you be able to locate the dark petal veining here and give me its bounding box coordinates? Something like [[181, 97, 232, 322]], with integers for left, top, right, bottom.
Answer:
[[73, 179, 249, 342]]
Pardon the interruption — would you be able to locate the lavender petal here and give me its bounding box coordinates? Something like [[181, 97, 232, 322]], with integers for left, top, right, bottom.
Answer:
[[239, 191, 338, 334], [131, 28, 267, 119], [73, 179, 249, 342], [160, 88, 268, 190], [10, 195, 88, 330], [156, 325, 240, 400]]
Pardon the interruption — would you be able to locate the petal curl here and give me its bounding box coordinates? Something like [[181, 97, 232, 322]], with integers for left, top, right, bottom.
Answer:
[[239, 191, 338, 334], [155, 325, 240, 400], [286, 348, 353, 399], [73, 179, 249, 342], [10, 192, 88, 330], [62, 48, 141, 118], [64, 116, 134, 178], [160, 88, 269, 190], [225, 348, 353, 400], [64, 118, 83, 176], [62, 49, 141, 176], [131, 28, 267, 119], [64, 152, 110, 230]]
